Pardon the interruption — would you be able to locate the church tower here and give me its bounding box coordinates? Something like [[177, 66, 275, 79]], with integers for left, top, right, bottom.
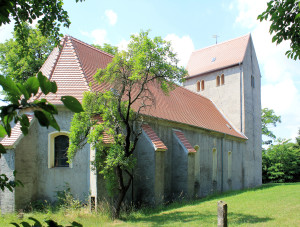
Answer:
[[183, 34, 262, 187]]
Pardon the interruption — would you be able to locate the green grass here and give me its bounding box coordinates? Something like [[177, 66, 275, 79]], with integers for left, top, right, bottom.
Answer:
[[1, 183, 300, 226]]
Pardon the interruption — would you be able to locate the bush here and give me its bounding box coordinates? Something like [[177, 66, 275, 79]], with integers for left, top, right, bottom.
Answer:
[[262, 139, 300, 183]]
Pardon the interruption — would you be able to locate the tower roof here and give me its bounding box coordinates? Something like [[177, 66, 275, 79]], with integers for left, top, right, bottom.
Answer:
[[186, 34, 250, 78]]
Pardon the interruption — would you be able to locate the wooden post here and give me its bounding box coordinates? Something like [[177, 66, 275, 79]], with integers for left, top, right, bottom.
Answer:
[[218, 201, 227, 227]]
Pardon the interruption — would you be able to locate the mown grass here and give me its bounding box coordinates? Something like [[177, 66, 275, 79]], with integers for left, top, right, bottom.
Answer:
[[1, 183, 299, 226]]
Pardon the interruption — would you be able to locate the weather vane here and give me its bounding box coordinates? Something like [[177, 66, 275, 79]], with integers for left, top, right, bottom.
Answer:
[[212, 35, 220, 44]]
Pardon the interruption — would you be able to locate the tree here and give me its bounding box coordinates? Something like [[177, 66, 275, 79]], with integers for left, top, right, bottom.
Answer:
[[68, 31, 187, 218], [0, 23, 55, 83], [262, 138, 300, 183], [0, 0, 84, 46], [258, 0, 300, 60], [93, 43, 118, 56], [262, 108, 281, 144]]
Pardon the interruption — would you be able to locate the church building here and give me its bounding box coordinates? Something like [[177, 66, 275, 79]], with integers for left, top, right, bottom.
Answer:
[[0, 34, 261, 213]]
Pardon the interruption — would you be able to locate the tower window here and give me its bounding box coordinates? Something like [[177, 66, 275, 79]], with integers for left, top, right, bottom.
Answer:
[[216, 76, 220, 87], [196, 81, 200, 92], [221, 74, 225, 85], [201, 80, 205, 91]]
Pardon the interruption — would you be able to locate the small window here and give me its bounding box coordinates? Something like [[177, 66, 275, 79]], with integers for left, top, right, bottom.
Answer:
[[48, 131, 71, 168], [221, 74, 225, 85], [196, 81, 200, 92], [228, 151, 232, 180], [55, 135, 69, 167], [212, 148, 217, 182], [201, 80, 205, 91], [216, 76, 220, 87], [251, 75, 255, 88]]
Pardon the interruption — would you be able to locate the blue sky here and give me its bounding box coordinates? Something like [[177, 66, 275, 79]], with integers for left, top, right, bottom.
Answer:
[[0, 0, 299, 141]]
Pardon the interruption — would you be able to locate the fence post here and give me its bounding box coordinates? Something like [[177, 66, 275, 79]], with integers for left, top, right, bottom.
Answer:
[[217, 201, 227, 227]]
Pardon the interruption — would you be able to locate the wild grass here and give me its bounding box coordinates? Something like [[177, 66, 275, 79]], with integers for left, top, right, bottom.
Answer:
[[1, 183, 299, 226]]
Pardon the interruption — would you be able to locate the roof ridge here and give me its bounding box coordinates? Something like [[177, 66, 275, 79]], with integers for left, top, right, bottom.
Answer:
[[68, 37, 91, 89], [67, 35, 115, 58], [192, 33, 250, 54]]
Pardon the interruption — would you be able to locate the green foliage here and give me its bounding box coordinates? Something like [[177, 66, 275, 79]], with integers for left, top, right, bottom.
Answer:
[[56, 186, 83, 210], [262, 139, 300, 183], [258, 0, 300, 60], [0, 24, 55, 83], [69, 31, 187, 218], [0, 0, 84, 47], [93, 43, 118, 55], [261, 108, 281, 144]]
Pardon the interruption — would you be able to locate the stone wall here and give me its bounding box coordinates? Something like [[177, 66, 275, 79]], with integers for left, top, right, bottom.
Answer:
[[0, 150, 15, 214]]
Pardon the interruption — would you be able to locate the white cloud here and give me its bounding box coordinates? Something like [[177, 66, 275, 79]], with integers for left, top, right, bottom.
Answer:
[[235, 0, 267, 28], [105, 10, 118, 26], [0, 22, 14, 43], [164, 34, 195, 67], [234, 0, 300, 140], [91, 29, 107, 45], [117, 39, 129, 51], [80, 29, 107, 45]]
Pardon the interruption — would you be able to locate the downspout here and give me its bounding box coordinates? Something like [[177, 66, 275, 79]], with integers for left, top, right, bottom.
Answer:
[[239, 62, 243, 133]]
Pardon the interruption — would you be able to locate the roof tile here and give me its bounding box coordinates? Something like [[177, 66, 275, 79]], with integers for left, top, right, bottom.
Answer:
[[142, 124, 167, 151], [1, 115, 34, 148], [173, 130, 196, 153], [187, 34, 250, 77], [35, 35, 246, 140]]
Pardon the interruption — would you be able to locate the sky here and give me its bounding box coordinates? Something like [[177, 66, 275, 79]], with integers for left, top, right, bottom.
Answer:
[[0, 0, 299, 141]]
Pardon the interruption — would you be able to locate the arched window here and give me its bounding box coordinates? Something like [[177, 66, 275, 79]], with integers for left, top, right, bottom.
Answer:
[[48, 131, 70, 168], [221, 74, 225, 85], [228, 151, 232, 180], [196, 81, 200, 92], [55, 135, 69, 167], [216, 76, 220, 87], [201, 80, 205, 91]]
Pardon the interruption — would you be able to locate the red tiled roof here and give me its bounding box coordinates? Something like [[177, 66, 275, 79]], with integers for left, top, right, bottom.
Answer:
[[36, 35, 246, 140], [142, 124, 167, 151], [1, 115, 34, 148], [186, 34, 250, 78], [173, 130, 196, 153], [134, 82, 246, 139]]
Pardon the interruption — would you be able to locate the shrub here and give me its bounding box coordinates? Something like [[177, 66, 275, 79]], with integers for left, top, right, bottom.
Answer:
[[262, 139, 300, 183]]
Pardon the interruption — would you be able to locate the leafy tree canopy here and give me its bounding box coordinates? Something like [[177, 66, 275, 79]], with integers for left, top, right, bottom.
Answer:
[[0, 23, 55, 83], [262, 107, 281, 144], [68, 31, 187, 218], [258, 0, 300, 60], [92, 43, 118, 56], [262, 138, 300, 183], [0, 0, 84, 46]]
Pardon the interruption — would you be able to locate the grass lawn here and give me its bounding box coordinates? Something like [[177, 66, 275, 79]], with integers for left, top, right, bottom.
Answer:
[[1, 183, 299, 226]]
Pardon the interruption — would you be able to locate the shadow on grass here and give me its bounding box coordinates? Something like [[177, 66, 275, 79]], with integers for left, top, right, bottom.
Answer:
[[125, 183, 296, 219], [126, 210, 273, 226]]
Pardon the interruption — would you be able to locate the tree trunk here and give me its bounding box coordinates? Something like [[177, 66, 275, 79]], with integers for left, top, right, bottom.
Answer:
[[113, 166, 132, 219]]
